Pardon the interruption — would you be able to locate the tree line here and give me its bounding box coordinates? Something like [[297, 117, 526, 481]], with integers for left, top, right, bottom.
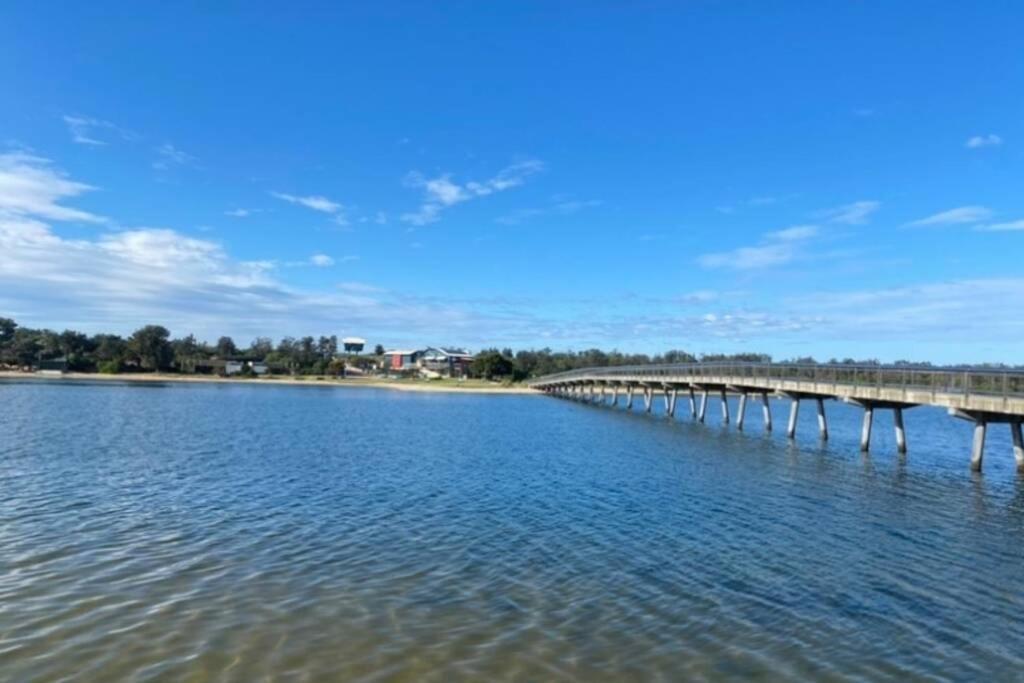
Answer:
[[0, 317, 386, 375], [3, 316, 1012, 381]]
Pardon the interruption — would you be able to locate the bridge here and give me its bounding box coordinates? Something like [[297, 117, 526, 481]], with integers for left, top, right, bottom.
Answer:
[[528, 363, 1024, 472]]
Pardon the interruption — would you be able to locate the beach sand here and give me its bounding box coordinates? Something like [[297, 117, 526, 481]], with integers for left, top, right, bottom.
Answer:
[[0, 371, 538, 395]]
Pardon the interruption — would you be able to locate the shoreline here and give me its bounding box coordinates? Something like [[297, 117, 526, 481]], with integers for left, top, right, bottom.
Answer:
[[0, 371, 539, 395]]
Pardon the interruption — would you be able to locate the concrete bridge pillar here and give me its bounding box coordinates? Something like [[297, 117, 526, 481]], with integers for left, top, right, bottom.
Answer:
[[688, 387, 697, 419], [787, 398, 800, 439], [626, 385, 635, 410], [952, 409, 1022, 473], [736, 393, 747, 431], [894, 407, 907, 454], [1012, 421, 1024, 472], [860, 406, 874, 452], [816, 398, 828, 441], [971, 420, 987, 472], [642, 385, 653, 413], [663, 385, 678, 417], [698, 389, 709, 423], [720, 389, 730, 425], [761, 393, 772, 432], [610, 384, 619, 407]]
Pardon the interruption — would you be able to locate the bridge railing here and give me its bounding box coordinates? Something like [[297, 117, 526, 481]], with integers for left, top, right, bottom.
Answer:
[[528, 363, 1024, 399]]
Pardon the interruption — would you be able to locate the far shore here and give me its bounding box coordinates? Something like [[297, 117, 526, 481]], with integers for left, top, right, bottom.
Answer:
[[0, 370, 539, 395]]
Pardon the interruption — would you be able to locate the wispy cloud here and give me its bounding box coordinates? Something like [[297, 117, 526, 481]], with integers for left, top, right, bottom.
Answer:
[[270, 191, 346, 223], [700, 224, 818, 270], [975, 219, 1024, 232], [818, 200, 880, 225], [906, 206, 992, 227], [699, 243, 796, 270], [62, 115, 129, 146], [309, 253, 334, 267], [767, 224, 818, 241], [224, 208, 255, 218], [401, 159, 544, 226], [496, 198, 601, 225], [152, 143, 197, 170], [966, 134, 1002, 149], [0, 152, 105, 223]]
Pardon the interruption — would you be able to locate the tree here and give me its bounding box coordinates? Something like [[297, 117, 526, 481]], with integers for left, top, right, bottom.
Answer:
[[128, 325, 172, 371], [216, 336, 238, 358], [471, 351, 515, 380], [8, 329, 41, 368], [248, 337, 274, 360], [172, 334, 203, 372], [0, 317, 16, 348], [317, 335, 338, 361], [373, 343, 385, 356]]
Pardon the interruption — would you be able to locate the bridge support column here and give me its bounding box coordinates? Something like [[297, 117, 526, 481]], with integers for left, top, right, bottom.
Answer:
[[951, 409, 1021, 473], [599, 385, 606, 405], [816, 398, 828, 440], [688, 387, 697, 418], [664, 386, 677, 417], [736, 393, 747, 431], [643, 386, 653, 413], [860, 406, 874, 452], [610, 385, 619, 407], [1012, 421, 1024, 472], [762, 394, 772, 432], [787, 398, 800, 439], [971, 420, 987, 472], [894, 407, 907, 454], [626, 385, 634, 410], [720, 390, 730, 425], [698, 390, 708, 423]]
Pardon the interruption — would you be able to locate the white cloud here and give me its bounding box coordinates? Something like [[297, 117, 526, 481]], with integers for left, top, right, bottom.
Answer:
[[224, 208, 252, 217], [818, 200, 880, 225], [401, 159, 544, 225], [310, 253, 334, 267], [701, 224, 819, 270], [496, 198, 602, 225], [271, 191, 343, 216], [152, 143, 197, 170], [62, 115, 120, 146], [975, 219, 1024, 232], [906, 206, 993, 227], [0, 152, 105, 223], [699, 243, 796, 270], [767, 224, 818, 241], [966, 134, 1002, 149]]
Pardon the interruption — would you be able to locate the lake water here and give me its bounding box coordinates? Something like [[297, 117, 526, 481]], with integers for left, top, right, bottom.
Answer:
[[2, 379, 1024, 681]]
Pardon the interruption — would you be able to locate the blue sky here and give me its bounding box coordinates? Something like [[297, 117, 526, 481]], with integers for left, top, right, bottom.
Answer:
[[1, 2, 1022, 363]]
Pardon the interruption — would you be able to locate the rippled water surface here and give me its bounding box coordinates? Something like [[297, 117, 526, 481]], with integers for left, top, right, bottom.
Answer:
[[2, 379, 1024, 681]]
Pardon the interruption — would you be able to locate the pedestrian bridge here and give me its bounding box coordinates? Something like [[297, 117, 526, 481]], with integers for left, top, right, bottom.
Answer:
[[528, 363, 1024, 472]]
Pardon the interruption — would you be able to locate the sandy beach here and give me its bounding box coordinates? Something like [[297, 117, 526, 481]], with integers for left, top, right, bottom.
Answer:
[[0, 371, 538, 395]]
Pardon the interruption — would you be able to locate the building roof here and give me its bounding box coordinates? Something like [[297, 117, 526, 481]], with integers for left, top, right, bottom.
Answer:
[[424, 347, 474, 359], [342, 337, 366, 344], [383, 349, 420, 356]]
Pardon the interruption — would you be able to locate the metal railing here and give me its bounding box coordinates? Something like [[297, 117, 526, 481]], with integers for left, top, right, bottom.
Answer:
[[528, 362, 1024, 399]]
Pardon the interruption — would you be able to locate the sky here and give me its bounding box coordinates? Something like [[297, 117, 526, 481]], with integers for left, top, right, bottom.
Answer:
[[1, 2, 1023, 363]]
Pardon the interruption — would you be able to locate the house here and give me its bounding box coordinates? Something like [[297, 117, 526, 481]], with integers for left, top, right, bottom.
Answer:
[[382, 349, 423, 372], [342, 337, 366, 353], [224, 360, 271, 376], [420, 347, 474, 377]]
